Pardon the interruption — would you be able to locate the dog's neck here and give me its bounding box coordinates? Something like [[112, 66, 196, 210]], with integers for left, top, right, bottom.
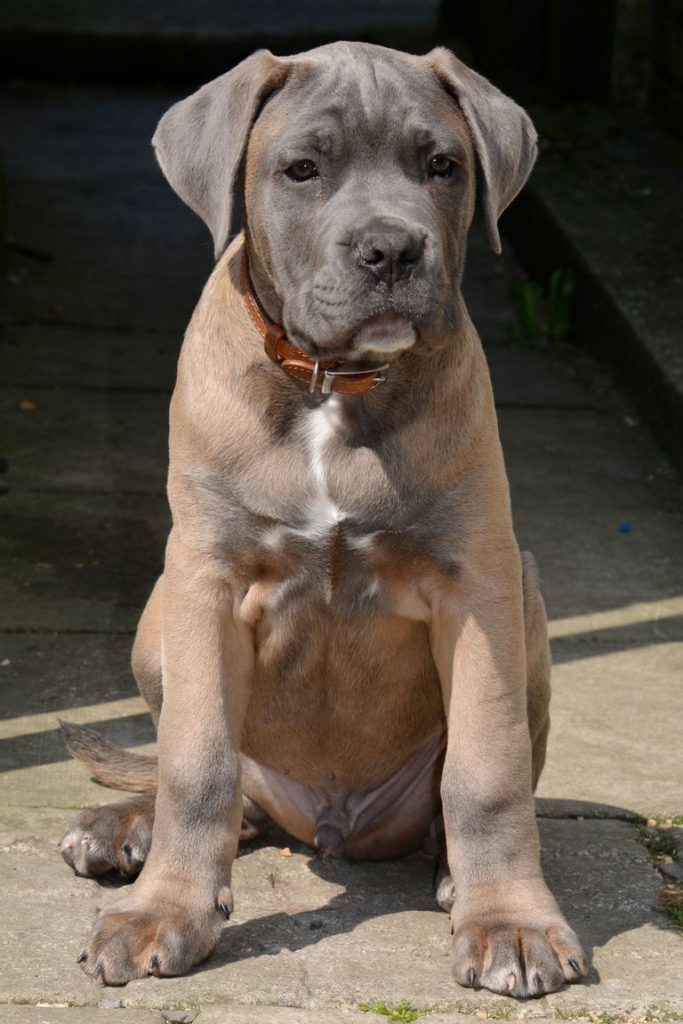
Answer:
[[240, 244, 397, 397], [242, 240, 282, 326]]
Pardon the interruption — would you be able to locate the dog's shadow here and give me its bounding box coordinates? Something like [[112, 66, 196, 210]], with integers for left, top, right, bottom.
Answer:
[[189, 798, 665, 988], [211, 843, 437, 969]]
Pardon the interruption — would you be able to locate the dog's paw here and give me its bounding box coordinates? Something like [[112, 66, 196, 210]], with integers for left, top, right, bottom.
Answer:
[[451, 919, 587, 998], [60, 795, 155, 879], [76, 894, 227, 984]]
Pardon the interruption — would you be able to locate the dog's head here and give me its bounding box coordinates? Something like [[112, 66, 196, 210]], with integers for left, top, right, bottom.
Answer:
[[153, 43, 536, 360]]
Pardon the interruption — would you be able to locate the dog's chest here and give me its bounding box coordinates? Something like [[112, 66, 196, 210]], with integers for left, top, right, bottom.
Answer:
[[255, 403, 382, 612], [237, 399, 439, 629]]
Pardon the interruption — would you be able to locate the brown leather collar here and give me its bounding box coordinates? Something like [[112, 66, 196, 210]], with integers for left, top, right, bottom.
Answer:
[[240, 248, 393, 396]]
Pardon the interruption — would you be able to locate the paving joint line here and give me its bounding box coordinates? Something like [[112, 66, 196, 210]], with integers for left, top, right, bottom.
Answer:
[[0, 488, 166, 497], [6, 318, 189, 335], [2, 381, 173, 395], [495, 401, 600, 411], [0, 627, 136, 636]]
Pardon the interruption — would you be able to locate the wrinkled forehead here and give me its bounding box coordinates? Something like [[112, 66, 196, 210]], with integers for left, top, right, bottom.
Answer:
[[251, 48, 473, 163]]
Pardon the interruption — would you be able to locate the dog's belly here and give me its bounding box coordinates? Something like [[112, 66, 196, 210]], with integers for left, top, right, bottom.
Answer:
[[241, 727, 445, 859], [237, 524, 446, 857]]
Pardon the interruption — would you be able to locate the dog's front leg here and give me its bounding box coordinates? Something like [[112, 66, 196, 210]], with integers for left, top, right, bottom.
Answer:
[[78, 533, 252, 985], [430, 543, 587, 999]]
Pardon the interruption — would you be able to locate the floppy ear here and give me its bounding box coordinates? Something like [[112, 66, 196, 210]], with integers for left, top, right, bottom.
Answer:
[[428, 47, 537, 254], [152, 50, 288, 259]]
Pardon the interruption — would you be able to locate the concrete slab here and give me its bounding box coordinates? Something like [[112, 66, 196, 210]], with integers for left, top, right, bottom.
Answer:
[[0, 491, 168, 632], [488, 346, 598, 409], [539, 640, 683, 819], [0, 632, 153, 810], [2, 176, 209, 331], [0, 807, 680, 1018], [2, 1011, 159, 1024], [0, 708, 155, 811], [2, 324, 179, 392], [0, 386, 168, 493], [499, 408, 683, 620], [0, 84, 210, 332], [0, 633, 138, 721], [197, 1012, 458, 1024], [0, 1010, 508, 1024]]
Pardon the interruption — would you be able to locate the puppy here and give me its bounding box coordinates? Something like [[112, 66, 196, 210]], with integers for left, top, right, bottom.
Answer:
[[60, 42, 588, 998]]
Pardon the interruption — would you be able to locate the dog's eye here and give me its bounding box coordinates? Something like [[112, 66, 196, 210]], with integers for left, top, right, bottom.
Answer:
[[285, 160, 319, 182], [428, 154, 456, 178]]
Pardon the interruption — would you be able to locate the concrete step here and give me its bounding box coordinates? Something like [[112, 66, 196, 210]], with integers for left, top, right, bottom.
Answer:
[[0, 1, 440, 82], [503, 105, 683, 474]]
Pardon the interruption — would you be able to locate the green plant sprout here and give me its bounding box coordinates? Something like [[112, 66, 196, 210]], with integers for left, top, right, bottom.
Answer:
[[511, 268, 575, 347], [359, 999, 430, 1022]]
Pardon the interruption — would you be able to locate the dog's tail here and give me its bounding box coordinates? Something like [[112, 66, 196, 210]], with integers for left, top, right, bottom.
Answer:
[[59, 719, 158, 793]]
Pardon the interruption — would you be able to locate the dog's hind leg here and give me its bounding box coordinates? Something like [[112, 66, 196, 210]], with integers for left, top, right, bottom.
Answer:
[[131, 575, 164, 728], [521, 551, 551, 791], [60, 577, 269, 881], [60, 793, 155, 879], [59, 787, 269, 881], [58, 580, 163, 879]]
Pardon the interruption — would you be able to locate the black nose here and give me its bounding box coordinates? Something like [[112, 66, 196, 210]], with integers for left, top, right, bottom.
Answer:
[[354, 219, 425, 286]]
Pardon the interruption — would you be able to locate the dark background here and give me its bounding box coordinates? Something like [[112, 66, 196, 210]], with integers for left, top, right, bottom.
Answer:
[[0, 0, 679, 115]]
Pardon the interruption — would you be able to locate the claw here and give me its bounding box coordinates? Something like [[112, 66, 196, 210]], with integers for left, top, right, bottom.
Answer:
[[149, 954, 160, 974], [215, 886, 234, 919], [94, 962, 105, 980], [122, 842, 133, 857], [466, 966, 477, 987], [568, 956, 581, 975], [76, 951, 88, 964]]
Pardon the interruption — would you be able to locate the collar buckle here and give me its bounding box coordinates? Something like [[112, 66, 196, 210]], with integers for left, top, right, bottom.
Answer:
[[321, 363, 390, 395]]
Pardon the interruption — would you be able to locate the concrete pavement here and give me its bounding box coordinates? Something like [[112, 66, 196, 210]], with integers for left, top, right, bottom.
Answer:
[[0, 81, 682, 1022]]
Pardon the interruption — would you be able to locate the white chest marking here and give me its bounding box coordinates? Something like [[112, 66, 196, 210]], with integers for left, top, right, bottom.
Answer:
[[306, 398, 343, 530], [260, 398, 345, 550]]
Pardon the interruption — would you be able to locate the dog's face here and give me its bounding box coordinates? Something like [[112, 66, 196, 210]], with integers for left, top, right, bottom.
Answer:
[[243, 51, 476, 358], [153, 43, 537, 359]]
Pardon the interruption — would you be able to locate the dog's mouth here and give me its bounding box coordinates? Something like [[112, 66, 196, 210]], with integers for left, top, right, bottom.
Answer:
[[288, 313, 418, 363], [351, 313, 417, 355]]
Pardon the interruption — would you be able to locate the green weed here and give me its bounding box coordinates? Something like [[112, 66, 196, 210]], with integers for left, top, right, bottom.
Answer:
[[664, 898, 683, 930], [483, 1007, 513, 1020], [655, 881, 683, 934], [510, 268, 575, 348], [359, 999, 430, 1022]]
